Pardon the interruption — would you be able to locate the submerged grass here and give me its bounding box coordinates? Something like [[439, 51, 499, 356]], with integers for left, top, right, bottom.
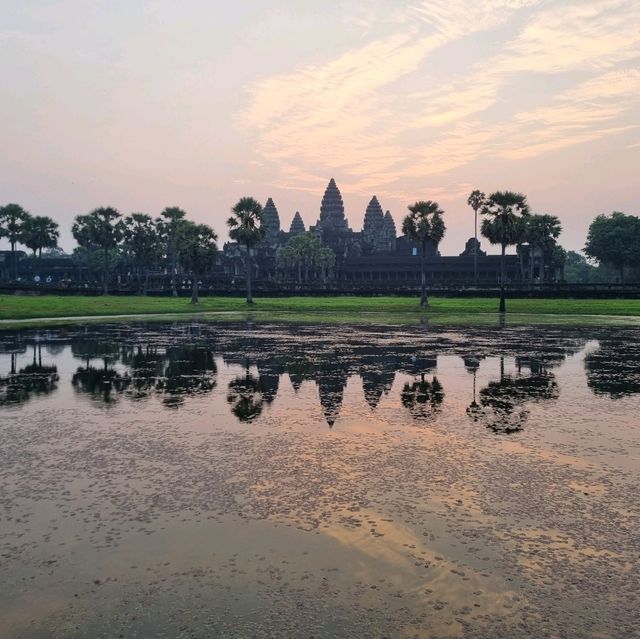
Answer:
[[1, 294, 640, 327]]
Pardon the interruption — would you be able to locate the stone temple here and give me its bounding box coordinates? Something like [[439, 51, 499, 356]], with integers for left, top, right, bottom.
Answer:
[[222, 178, 530, 287]]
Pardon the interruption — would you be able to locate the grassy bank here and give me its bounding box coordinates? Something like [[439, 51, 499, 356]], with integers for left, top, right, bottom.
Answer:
[[1, 294, 640, 322]]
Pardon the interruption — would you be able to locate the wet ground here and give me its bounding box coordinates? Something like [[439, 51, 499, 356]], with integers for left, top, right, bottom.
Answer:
[[0, 320, 639, 638]]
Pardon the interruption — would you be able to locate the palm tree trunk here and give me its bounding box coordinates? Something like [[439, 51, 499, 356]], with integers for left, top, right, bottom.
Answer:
[[171, 248, 178, 297], [420, 242, 428, 308], [529, 246, 535, 283], [191, 277, 199, 304], [11, 241, 17, 280], [539, 250, 545, 285], [246, 246, 253, 304], [102, 247, 109, 295], [473, 207, 478, 286], [499, 242, 506, 313]]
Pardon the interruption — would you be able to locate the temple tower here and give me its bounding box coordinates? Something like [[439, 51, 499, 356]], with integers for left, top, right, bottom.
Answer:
[[362, 196, 385, 253], [317, 178, 348, 233], [262, 198, 281, 243], [382, 210, 397, 252], [289, 211, 306, 236]]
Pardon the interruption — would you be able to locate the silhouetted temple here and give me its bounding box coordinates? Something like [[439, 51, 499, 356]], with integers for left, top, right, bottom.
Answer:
[[221, 178, 536, 287]]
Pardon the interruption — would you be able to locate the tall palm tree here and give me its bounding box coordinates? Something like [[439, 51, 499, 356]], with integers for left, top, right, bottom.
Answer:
[[72, 207, 124, 295], [157, 207, 187, 297], [402, 200, 446, 308], [467, 190, 485, 286], [227, 197, 265, 304], [481, 191, 530, 313], [123, 213, 161, 295], [0, 203, 30, 280], [21, 215, 60, 260], [178, 221, 218, 304], [526, 214, 562, 284]]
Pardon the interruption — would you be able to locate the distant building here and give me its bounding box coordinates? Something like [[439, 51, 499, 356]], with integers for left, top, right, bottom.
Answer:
[[221, 178, 523, 286]]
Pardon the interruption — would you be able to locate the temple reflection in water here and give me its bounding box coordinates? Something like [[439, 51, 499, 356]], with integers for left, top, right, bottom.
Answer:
[[1, 322, 637, 430]]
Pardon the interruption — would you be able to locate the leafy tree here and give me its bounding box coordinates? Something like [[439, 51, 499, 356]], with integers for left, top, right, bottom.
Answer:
[[71, 207, 124, 295], [467, 190, 485, 286], [402, 200, 446, 308], [0, 203, 30, 280], [526, 214, 562, 283], [317, 246, 336, 284], [157, 207, 187, 297], [481, 191, 530, 313], [564, 250, 595, 283], [178, 221, 218, 304], [227, 197, 265, 304], [276, 243, 297, 282], [21, 215, 60, 260], [123, 213, 162, 295], [584, 212, 640, 283], [276, 232, 334, 284]]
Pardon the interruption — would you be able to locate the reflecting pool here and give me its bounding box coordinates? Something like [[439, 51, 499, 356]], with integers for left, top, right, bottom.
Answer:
[[1, 321, 639, 638]]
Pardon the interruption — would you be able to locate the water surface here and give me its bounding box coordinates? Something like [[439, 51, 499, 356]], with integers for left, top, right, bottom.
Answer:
[[1, 321, 639, 638]]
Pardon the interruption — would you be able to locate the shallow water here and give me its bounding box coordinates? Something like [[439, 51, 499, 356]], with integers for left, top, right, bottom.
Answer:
[[0, 321, 639, 638]]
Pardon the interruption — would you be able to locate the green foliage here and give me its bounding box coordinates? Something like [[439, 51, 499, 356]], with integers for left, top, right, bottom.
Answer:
[[179, 222, 218, 278], [402, 201, 446, 250], [21, 215, 59, 257], [480, 191, 530, 249], [227, 197, 265, 249], [0, 203, 30, 245], [402, 200, 446, 308], [72, 207, 124, 252], [228, 197, 265, 304], [72, 207, 124, 293], [526, 214, 562, 251], [481, 191, 530, 311], [123, 213, 162, 270], [585, 212, 640, 282], [276, 232, 335, 282], [467, 190, 485, 213]]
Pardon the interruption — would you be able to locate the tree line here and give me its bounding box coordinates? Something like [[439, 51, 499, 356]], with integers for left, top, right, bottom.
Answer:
[[1, 195, 639, 311], [0, 198, 267, 304]]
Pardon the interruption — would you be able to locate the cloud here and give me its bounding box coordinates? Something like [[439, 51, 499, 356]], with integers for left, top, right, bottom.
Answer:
[[240, 0, 640, 197]]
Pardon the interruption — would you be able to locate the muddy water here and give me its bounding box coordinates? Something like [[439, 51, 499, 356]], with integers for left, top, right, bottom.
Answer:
[[0, 321, 639, 638]]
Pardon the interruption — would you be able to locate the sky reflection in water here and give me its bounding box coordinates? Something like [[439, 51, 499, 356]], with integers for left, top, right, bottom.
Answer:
[[0, 322, 639, 638]]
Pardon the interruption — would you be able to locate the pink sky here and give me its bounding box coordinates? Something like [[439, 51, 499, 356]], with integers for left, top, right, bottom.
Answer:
[[1, 0, 638, 255]]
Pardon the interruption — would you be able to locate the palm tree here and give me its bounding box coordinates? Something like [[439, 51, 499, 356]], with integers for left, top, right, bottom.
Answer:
[[0, 203, 30, 280], [402, 201, 446, 308], [123, 213, 162, 295], [72, 207, 124, 295], [526, 214, 562, 284], [481, 191, 530, 313], [467, 190, 485, 286], [227, 197, 265, 304], [157, 207, 187, 297], [178, 221, 218, 304], [21, 216, 60, 261]]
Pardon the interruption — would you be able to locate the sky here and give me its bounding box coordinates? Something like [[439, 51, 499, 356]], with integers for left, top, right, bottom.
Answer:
[[1, 0, 639, 255]]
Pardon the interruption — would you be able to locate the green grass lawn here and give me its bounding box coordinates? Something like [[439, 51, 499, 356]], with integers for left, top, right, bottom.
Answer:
[[2, 294, 640, 322]]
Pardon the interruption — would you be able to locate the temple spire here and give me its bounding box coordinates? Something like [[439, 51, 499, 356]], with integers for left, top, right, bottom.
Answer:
[[318, 178, 348, 232], [262, 197, 280, 242], [289, 211, 306, 235]]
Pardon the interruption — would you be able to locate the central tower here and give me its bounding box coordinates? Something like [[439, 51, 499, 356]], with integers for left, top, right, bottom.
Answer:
[[317, 178, 348, 233]]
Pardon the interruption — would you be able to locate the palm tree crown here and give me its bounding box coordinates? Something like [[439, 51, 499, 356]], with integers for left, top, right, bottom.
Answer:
[[227, 197, 266, 248], [402, 200, 446, 249]]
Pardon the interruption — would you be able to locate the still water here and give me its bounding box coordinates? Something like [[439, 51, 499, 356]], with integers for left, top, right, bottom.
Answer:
[[0, 321, 639, 638]]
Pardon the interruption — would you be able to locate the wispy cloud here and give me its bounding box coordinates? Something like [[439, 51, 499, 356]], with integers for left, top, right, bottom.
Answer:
[[240, 0, 640, 201]]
